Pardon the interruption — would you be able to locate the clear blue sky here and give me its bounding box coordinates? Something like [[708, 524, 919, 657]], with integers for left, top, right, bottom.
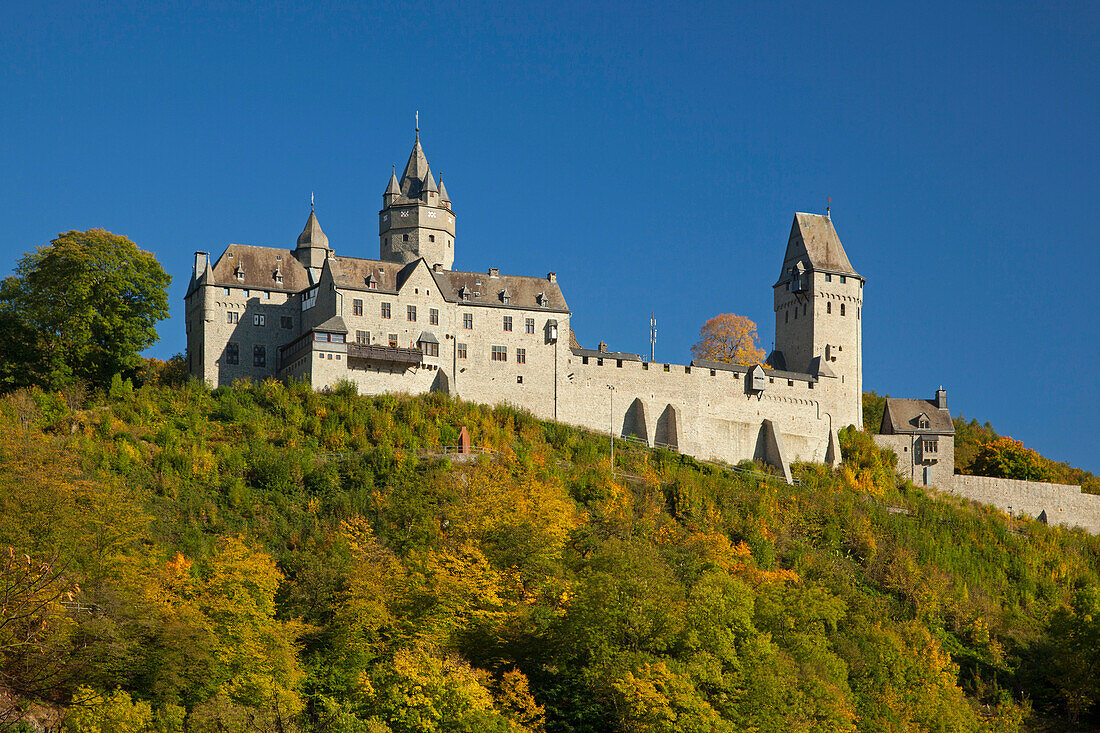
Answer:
[[2, 1, 1097, 472]]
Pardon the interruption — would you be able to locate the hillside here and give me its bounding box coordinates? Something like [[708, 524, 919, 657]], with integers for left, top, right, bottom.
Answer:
[[2, 381, 1100, 732]]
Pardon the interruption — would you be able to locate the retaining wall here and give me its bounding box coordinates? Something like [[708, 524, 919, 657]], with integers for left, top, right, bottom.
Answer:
[[950, 475, 1100, 533]]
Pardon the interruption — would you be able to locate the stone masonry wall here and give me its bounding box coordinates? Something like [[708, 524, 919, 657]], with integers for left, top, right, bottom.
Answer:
[[949, 475, 1100, 533]]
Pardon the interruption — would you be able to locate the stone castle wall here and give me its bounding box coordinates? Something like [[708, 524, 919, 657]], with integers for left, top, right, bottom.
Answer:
[[949, 475, 1100, 533]]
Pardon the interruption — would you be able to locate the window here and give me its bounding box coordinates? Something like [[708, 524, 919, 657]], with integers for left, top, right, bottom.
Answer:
[[463, 313, 473, 329], [253, 314, 265, 326], [315, 332, 330, 342], [840, 304, 846, 316], [802, 304, 807, 315], [263, 291, 270, 299], [381, 302, 391, 318], [516, 348, 526, 364], [356, 330, 369, 344], [223, 287, 230, 296], [227, 311, 239, 324], [253, 345, 266, 367], [243, 289, 250, 298], [331, 333, 345, 343], [422, 341, 439, 356], [407, 305, 417, 321], [923, 439, 938, 454], [918, 416, 930, 429], [840, 275, 847, 284], [525, 318, 535, 334], [430, 308, 439, 325], [582, 356, 589, 365], [491, 345, 507, 362], [785, 311, 789, 323], [281, 316, 293, 329], [825, 273, 832, 282], [517, 375, 524, 384], [225, 343, 239, 364], [402, 234, 409, 241], [503, 316, 513, 331], [827, 302, 832, 314], [353, 299, 363, 316], [388, 334, 398, 348], [457, 343, 467, 359], [429, 234, 435, 242]]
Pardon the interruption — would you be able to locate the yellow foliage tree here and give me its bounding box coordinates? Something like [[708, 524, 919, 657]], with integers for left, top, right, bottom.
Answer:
[[690, 314, 766, 366]]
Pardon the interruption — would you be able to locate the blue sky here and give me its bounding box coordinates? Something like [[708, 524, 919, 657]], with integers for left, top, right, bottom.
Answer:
[[1, 1, 1097, 472]]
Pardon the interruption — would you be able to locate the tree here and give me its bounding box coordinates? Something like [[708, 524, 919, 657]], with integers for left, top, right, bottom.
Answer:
[[690, 314, 765, 366], [0, 229, 170, 391], [970, 437, 1053, 482]]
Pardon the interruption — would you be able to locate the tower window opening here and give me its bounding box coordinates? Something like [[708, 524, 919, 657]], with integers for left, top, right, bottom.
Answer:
[[827, 302, 832, 314], [840, 304, 846, 316], [429, 234, 435, 242], [825, 273, 832, 282], [403, 234, 409, 242]]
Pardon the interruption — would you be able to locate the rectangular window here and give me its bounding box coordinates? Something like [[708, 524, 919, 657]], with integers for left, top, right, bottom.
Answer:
[[381, 302, 391, 318], [827, 302, 832, 314], [840, 275, 847, 284], [407, 305, 417, 321], [525, 318, 535, 334], [491, 345, 507, 361], [825, 273, 832, 282], [331, 333, 345, 343], [227, 311, 239, 324], [785, 311, 789, 323], [280, 316, 293, 329], [263, 291, 270, 299], [503, 315, 513, 331], [422, 341, 439, 356], [253, 345, 266, 367], [840, 304, 846, 316], [516, 348, 526, 364], [225, 342, 239, 364], [463, 313, 473, 329], [353, 299, 363, 316], [223, 287, 230, 296], [388, 334, 398, 348], [430, 308, 439, 325], [253, 314, 265, 326], [356, 330, 369, 344], [243, 289, 250, 298], [314, 332, 329, 342], [457, 343, 467, 359]]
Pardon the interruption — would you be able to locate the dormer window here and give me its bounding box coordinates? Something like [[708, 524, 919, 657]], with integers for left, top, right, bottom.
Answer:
[[536, 292, 548, 307], [365, 274, 378, 289], [235, 265, 245, 281], [917, 414, 930, 429], [459, 286, 470, 301], [499, 289, 510, 304]]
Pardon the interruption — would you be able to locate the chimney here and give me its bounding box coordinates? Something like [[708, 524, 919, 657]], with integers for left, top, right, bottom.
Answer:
[[547, 272, 557, 282], [935, 386, 948, 411], [433, 263, 443, 272], [488, 267, 499, 277], [194, 251, 209, 275]]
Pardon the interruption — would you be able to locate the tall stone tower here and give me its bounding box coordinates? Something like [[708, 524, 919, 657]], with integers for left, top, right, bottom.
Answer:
[[772, 213, 864, 429], [379, 127, 455, 269]]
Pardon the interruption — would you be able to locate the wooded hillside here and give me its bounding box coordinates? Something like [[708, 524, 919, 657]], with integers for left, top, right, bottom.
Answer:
[[2, 381, 1099, 732]]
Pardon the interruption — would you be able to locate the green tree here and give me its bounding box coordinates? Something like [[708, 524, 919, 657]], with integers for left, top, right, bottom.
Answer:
[[970, 437, 1053, 482], [0, 229, 170, 391]]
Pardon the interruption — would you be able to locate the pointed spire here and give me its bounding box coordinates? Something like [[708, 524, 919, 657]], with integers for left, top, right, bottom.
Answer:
[[438, 172, 450, 202], [400, 126, 431, 196], [297, 205, 329, 250], [421, 167, 438, 194], [385, 165, 401, 196]]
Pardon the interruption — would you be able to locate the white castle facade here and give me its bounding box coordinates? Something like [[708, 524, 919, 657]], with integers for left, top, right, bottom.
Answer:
[[184, 129, 869, 476]]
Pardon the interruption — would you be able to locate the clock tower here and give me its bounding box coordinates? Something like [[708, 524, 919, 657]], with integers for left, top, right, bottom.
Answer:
[[379, 126, 455, 270]]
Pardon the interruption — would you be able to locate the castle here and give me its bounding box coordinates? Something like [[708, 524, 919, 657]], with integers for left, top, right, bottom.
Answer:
[[181, 128, 1100, 533], [185, 127, 867, 476]]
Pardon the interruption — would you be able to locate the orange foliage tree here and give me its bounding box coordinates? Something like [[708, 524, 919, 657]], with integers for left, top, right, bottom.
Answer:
[[690, 313, 766, 366]]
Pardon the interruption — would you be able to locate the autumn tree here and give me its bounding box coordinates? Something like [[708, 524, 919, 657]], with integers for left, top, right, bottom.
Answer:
[[0, 229, 170, 392], [690, 314, 765, 366], [970, 437, 1053, 482]]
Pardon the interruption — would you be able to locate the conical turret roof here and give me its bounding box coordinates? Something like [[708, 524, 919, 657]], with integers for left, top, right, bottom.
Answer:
[[438, 175, 450, 202], [400, 132, 431, 197], [297, 209, 329, 250], [422, 168, 438, 193], [384, 168, 401, 197]]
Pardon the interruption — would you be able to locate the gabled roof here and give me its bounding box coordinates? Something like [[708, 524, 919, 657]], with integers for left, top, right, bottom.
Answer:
[[881, 398, 954, 435], [431, 268, 570, 312], [297, 210, 329, 250], [776, 213, 859, 284], [209, 245, 311, 292], [327, 257, 420, 293]]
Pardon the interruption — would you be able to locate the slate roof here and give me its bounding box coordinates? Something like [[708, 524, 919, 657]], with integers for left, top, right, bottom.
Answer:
[[314, 315, 348, 333], [207, 245, 312, 293], [430, 269, 570, 312], [400, 134, 431, 198], [881, 398, 955, 435], [776, 213, 860, 284], [692, 358, 816, 383], [571, 347, 641, 361], [297, 210, 329, 249], [327, 257, 419, 293]]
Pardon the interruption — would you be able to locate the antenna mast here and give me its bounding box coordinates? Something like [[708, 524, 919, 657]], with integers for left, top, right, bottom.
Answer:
[[650, 312, 657, 363]]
